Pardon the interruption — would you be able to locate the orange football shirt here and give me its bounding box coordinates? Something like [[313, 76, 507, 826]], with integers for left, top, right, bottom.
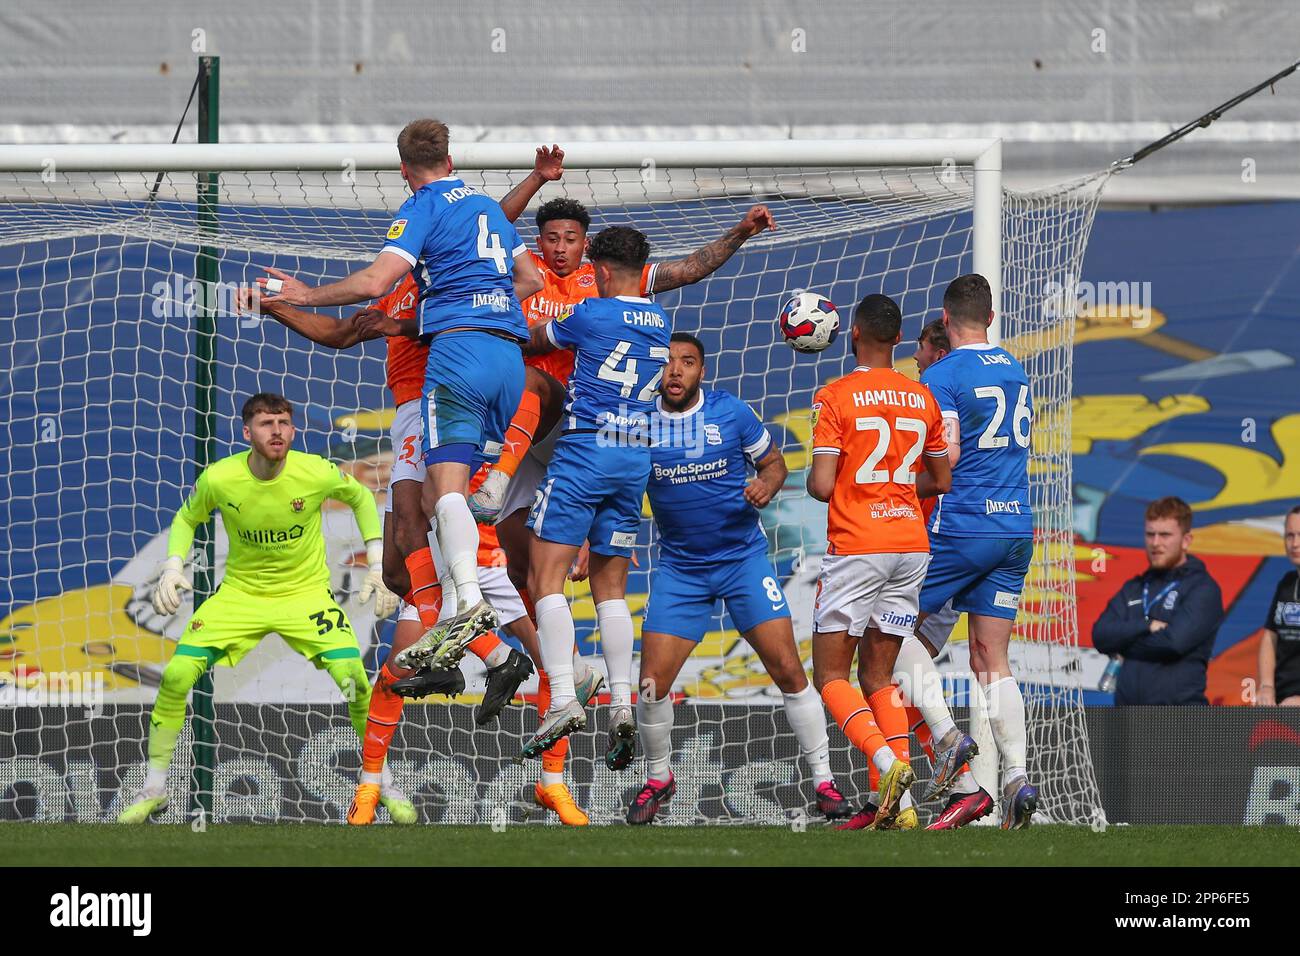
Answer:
[[811, 366, 947, 555], [379, 275, 426, 408], [522, 252, 657, 385]]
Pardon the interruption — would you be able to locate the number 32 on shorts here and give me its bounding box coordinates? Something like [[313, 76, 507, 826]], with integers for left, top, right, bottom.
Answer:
[[309, 607, 351, 635]]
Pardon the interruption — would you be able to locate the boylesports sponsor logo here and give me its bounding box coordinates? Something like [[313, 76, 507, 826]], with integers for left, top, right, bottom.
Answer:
[[237, 525, 305, 545], [993, 590, 1021, 610], [985, 498, 1024, 515], [652, 458, 729, 484]]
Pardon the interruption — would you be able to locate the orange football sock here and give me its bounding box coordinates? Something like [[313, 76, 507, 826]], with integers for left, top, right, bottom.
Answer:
[[467, 632, 504, 661], [405, 548, 443, 628], [536, 669, 569, 773], [517, 587, 536, 626], [869, 685, 911, 763], [362, 663, 405, 774], [497, 389, 542, 479], [821, 679, 888, 762]]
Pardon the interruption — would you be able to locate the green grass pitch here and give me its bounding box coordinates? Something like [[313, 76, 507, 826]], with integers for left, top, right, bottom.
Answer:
[[3, 823, 1297, 866]]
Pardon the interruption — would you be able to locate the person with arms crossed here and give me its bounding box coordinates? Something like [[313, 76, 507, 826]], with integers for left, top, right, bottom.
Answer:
[[626, 332, 849, 824], [1092, 496, 1224, 705], [1258, 505, 1300, 707], [257, 119, 545, 675], [516, 226, 671, 765], [121, 393, 408, 823], [808, 293, 951, 831]]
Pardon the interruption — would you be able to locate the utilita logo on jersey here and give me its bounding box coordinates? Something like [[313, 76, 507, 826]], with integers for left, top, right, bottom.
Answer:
[[985, 498, 1024, 515], [238, 525, 305, 545]]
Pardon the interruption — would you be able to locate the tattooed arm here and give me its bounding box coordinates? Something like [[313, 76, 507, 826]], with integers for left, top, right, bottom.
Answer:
[[650, 204, 776, 293]]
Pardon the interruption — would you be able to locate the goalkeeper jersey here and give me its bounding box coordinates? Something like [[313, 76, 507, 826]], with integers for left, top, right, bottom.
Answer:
[[167, 450, 382, 596]]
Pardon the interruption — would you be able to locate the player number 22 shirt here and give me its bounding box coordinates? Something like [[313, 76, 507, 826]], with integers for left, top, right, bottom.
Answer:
[[811, 366, 947, 555]]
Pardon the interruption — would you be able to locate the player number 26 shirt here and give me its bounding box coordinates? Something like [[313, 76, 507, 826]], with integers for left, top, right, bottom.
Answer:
[[811, 366, 947, 555]]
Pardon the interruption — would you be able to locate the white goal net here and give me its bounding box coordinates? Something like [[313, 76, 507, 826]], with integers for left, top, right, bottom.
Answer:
[[0, 142, 1106, 826]]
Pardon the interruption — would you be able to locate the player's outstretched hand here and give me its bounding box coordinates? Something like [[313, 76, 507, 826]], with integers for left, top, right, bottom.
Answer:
[[739, 204, 777, 238], [534, 144, 565, 182], [354, 307, 402, 337], [256, 266, 312, 306], [743, 478, 776, 509], [151, 556, 193, 616]]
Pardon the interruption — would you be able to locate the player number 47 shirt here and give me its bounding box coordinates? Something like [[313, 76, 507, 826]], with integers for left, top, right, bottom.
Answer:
[[811, 366, 947, 555]]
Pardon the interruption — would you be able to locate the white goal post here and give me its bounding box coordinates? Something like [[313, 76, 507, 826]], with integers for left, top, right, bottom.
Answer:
[[0, 138, 1104, 826]]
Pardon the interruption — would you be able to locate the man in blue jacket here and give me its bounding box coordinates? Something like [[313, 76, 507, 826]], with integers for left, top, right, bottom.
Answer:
[[1092, 496, 1224, 705]]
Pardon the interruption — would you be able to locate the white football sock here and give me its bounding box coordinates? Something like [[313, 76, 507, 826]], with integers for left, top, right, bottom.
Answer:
[[982, 674, 1027, 782], [781, 683, 833, 786], [535, 593, 577, 708], [426, 522, 458, 624], [481, 642, 511, 669], [872, 746, 897, 777], [144, 766, 167, 791], [894, 635, 955, 742], [638, 692, 674, 781], [595, 599, 634, 709], [541, 769, 564, 787], [434, 492, 482, 612], [901, 790, 914, 811], [953, 770, 980, 795]]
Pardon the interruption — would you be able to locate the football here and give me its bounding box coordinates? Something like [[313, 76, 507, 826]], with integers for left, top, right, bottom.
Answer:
[[779, 291, 840, 353]]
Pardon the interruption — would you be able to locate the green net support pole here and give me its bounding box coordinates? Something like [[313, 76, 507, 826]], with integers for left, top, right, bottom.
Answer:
[[189, 54, 220, 822]]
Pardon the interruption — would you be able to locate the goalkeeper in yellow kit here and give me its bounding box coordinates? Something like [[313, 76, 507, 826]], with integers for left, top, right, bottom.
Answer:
[[118, 393, 411, 824]]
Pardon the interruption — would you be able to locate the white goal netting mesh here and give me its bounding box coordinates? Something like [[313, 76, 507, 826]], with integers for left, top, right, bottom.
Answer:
[[0, 155, 1106, 825]]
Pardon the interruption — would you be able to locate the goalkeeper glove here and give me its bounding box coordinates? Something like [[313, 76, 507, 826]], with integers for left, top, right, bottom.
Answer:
[[358, 540, 399, 620], [151, 556, 193, 616]]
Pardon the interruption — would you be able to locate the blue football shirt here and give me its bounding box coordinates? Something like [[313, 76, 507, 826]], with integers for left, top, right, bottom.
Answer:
[[647, 388, 773, 568], [381, 177, 528, 340], [920, 343, 1034, 537], [546, 296, 671, 437]]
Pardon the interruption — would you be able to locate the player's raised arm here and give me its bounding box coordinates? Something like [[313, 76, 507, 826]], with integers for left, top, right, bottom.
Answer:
[[152, 471, 217, 615], [238, 288, 383, 349], [499, 145, 565, 223], [257, 253, 412, 308], [650, 204, 777, 293], [324, 461, 398, 619]]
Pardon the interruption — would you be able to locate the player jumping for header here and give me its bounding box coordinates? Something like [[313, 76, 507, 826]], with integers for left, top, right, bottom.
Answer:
[[258, 119, 545, 676], [516, 226, 671, 762], [119, 393, 408, 824]]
